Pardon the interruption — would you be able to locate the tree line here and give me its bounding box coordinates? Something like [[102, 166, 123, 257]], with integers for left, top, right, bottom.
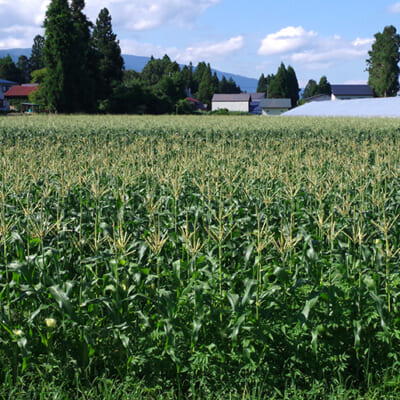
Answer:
[[1, 5, 399, 114], [0, 0, 241, 114]]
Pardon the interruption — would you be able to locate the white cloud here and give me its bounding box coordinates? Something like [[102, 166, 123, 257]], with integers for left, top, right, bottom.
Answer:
[[258, 26, 317, 56], [0, 0, 221, 49], [352, 38, 374, 47], [291, 35, 373, 68], [176, 36, 244, 63], [85, 0, 220, 31], [121, 36, 244, 65], [388, 2, 400, 13]]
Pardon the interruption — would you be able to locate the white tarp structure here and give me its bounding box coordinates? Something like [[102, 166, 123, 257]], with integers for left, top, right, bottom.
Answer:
[[284, 97, 400, 118]]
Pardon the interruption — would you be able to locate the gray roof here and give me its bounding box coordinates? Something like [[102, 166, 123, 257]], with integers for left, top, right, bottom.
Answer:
[[260, 98, 291, 109], [249, 92, 265, 101], [331, 84, 374, 96], [284, 96, 400, 118], [0, 78, 16, 85], [212, 93, 251, 102], [304, 94, 331, 102]]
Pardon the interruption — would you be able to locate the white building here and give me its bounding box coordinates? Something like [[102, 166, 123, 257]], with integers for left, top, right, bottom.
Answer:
[[0, 78, 16, 111], [212, 93, 252, 112], [259, 98, 291, 116]]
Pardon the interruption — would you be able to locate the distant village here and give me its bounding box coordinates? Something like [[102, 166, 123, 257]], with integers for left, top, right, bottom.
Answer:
[[0, 73, 381, 117]]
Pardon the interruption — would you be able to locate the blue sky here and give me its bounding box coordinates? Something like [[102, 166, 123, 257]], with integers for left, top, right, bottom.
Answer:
[[1, 0, 400, 86]]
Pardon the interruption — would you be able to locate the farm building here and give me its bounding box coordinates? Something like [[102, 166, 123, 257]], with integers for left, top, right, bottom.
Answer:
[[249, 92, 265, 114], [186, 96, 207, 111], [212, 93, 252, 112], [331, 84, 374, 100], [259, 98, 291, 116], [0, 78, 16, 110], [4, 84, 39, 111], [211, 93, 266, 113], [303, 94, 331, 103]]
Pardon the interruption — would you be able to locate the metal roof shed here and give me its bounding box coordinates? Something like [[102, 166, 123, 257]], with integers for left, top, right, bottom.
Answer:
[[260, 98, 291, 116]]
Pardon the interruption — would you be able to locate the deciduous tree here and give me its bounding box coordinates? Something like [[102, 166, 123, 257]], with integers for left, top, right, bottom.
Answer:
[[367, 25, 400, 97]]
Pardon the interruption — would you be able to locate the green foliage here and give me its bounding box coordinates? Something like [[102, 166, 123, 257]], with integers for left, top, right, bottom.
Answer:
[[317, 76, 331, 95], [43, 0, 74, 112], [302, 79, 318, 99], [0, 55, 21, 83], [367, 25, 400, 97], [302, 76, 332, 100], [70, 0, 97, 113], [92, 8, 124, 101], [267, 62, 300, 105], [257, 73, 268, 93], [268, 62, 289, 98], [287, 66, 300, 107], [197, 66, 215, 106], [16, 56, 31, 83], [30, 35, 45, 72], [218, 75, 241, 93]]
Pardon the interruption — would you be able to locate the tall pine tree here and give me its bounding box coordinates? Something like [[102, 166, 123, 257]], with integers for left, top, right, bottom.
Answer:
[[267, 63, 289, 98], [286, 65, 299, 107], [92, 8, 124, 101], [70, 0, 96, 112], [257, 73, 268, 93], [43, 0, 74, 112], [366, 25, 400, 97], [30, 35, 44, 72]]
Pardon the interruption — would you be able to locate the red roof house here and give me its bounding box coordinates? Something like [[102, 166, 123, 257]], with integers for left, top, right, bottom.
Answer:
[[4, 84, 38, 99]]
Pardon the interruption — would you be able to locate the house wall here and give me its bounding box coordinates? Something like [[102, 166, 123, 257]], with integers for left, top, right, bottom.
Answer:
[[262, 108, 289, 116], [0, 83, 13, 110], [212, 101, 249, 112], [331, 94, 374, 101]]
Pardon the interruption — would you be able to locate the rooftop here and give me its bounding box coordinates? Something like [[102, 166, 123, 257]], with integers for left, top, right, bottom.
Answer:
[[0, 78, 16, 85], [331, 84, 374, 97], [212, 93, 251, 102], [4, 84, 38, 97], [260, 98, 292, 109]]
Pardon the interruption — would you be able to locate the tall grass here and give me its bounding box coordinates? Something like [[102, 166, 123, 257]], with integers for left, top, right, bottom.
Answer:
[[1, 115, 400, 398]]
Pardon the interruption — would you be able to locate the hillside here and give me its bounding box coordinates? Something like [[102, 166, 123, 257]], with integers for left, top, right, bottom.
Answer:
[[1, 49, 258, 93]]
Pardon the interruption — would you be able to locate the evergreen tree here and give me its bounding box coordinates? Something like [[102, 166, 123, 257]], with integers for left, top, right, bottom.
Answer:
[[302, 79, 318, 99], [212, 72, 219, 93], [257, 73, 268, 93], [287, 65, 299, 107], [181, 63, 194, 94], [192, 62, 208, 93], [70, 0, 96, 112], [92, 8, 124, 101], [227, 77, 240, 93], [316, 76, 331, 95], [267, 62, 289, 98], [43, 0, 74, 112], [219, 76, 229, 93], [16, 55, 31, 83], [30, 35, 44, 72], [366, 25, 400, 97], [0, 55, 22, 82], [197, 66, 214, 106]]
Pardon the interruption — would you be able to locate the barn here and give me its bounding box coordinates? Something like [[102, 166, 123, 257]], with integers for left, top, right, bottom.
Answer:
[[211, 93, 252, 112]]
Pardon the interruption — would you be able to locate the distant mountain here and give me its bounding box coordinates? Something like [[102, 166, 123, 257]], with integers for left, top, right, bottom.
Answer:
[[1, 48, 258, 93]]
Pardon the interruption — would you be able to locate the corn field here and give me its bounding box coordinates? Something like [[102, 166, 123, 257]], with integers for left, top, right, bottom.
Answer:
[[2, 115, 400, 398]]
